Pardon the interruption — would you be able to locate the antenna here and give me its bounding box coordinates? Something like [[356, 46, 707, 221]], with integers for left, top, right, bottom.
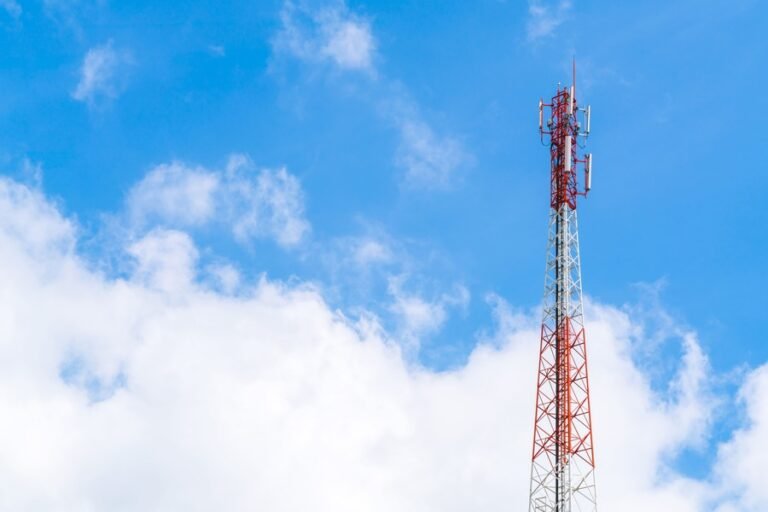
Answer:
[[572, 57, 576, 98]]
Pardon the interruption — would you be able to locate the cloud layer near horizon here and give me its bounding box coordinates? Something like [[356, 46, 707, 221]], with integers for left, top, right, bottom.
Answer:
[[0, 175, 765, 511]]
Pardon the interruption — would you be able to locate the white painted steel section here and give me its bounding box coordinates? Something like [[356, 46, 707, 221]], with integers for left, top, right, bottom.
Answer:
[[528, 205, 597, 512]]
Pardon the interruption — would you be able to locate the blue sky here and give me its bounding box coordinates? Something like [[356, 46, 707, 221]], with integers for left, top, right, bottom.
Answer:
[[0, 0, 767, 509], [3, 0, 765, 369]]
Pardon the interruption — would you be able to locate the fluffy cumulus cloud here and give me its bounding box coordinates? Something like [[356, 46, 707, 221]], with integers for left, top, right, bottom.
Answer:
[[274, 0, 375, 72], [72, 40, 131, 106], [127, 155, 310, 248], [714, 365, 768, 511], [0, 175, 765, 510], [127, 163, 220, 227], [128, 229, 199, 294]]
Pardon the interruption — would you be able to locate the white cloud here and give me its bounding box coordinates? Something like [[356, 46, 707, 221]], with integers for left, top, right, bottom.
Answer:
[[274, 1, 375, 72], [0, 175, 764, 510], [387, 276, 470, 351], [0, 176, 74, 257], [584, 302, 713, 510], [527, 0, 572, 42], [714, 364, 768, 511], [127, 162, 220, 227], [229, 162, 310, 248], [322, 17, 375, 70], [206, 262, 241, 294], [128, 229, 199, 294], [72, 40, 130, 106], [126, 155, 310, 248], [0, 0, 21, 19]]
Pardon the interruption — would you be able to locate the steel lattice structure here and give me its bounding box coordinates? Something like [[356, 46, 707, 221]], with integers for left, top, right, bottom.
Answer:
[[529, 70, 596, 512]]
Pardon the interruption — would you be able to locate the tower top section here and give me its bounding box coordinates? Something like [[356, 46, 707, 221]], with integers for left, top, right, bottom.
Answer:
[[538, 69, 592, 210]]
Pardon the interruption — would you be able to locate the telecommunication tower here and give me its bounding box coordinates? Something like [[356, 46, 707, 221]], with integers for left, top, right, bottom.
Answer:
[[529, 66, 596, 512]]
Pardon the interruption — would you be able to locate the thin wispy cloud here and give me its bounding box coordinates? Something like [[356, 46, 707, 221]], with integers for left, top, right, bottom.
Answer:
[[0, 0, 21, 19], [323, 17, 374, 70], [229, 160, 310, 248], [526, 0, 572, 42], [318, 224, 470, 351], [273, 0, 471, 191], [395, 117, 470, 190], [72, 40, 131, 107], [380, 91, 471, 190], [274, 0, 376, 73], [207, 44, 226, 57], [387, 276, 470, 352], [348, 237, 393, 267], [43, 0, 98, 36]]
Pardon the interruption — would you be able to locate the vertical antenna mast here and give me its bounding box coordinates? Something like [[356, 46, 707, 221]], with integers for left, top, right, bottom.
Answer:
[[530, 65, 596, 512]]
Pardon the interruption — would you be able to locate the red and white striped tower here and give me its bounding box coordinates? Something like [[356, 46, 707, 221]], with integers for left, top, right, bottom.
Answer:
[[529, 67, 596, 512]]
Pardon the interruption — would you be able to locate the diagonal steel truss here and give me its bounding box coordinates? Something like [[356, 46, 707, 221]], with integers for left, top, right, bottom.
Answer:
[[529, 204, 596, 512], [529, 76, 596, 512]]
